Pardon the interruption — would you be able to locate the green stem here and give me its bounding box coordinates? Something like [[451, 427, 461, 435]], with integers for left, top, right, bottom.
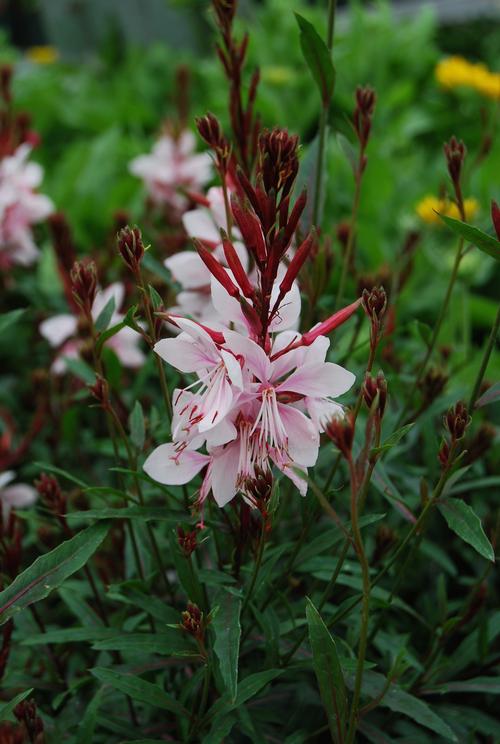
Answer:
[[138, 275, 172, 421], [397, 237, 464, 426], [241, 522, 266, 615], [468, 304, 500, 411], [345, 458, 371, 744]]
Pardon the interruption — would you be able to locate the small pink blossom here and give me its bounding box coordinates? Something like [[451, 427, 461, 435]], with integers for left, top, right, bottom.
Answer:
[[0, 144, 53, 268], [40, 282, 144, 374], [0, 470, 37, 521], [130, 130, 212, 210]]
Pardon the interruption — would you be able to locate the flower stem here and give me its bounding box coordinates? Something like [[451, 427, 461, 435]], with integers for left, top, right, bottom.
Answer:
[[334, 171, 362, 311], [241, 521, 266, 615], [397, 236, 464, 426], [345, 457, 371, 743], [468, 304, 500, 412]]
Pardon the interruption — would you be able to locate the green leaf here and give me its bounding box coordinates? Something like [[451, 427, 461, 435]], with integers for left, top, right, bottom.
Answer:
[[0, 689, 34, 722], [91, 667, 190, 718], [95, 304, 139, 357], [94, 295, 116, 332], [209, 669, 282, 720], [306, 598, 347, 743], [33, 462, 88, 488], [427, 677, 500, 695], [0, 308, 26, 335], [129, 400, 145, 450], [64, 357, 96, 385], [212, 589, 242, 702], [67, 507, 185, 522], [92, 630, 198, 657], [355, 670, 457, 741], [148, 284, 163, 310], [75, 686, 105, 744], [22, 628, 118, 645], [437, 498, 495, 562], [439, 213, 500, 261], [475, 382, 500, 409], [371, 423, 414, 455], [0, 522, 109, 625], [295, 13, 335, 106]]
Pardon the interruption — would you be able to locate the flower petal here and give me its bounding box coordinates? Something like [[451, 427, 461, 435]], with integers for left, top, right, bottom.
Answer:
[[143, 443, 209, 485], [209, 441, 239, 507], [277, 404, 319, 467], [39, 314, 77, 348]]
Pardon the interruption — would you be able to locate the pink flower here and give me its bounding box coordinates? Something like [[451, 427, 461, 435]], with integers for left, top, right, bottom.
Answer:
[[165, 187, 248, 326], [130, 130, 212, 210], [40, 282, 144, 374], [154, 317, 243, 438], [144, 324, 355, 508], [0, 470, 37, 521], [0, 144, 53, 268]]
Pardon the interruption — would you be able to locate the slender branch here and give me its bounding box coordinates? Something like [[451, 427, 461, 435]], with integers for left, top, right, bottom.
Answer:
[[468, 304, 500, 411]]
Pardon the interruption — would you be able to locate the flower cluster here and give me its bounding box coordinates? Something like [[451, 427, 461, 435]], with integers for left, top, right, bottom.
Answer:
[[435, 56, 500, 100], [129, 128, 212, 212], [0, 66, 53, 269], [415, 194, 478, 225], [144, 127, 360, 510]]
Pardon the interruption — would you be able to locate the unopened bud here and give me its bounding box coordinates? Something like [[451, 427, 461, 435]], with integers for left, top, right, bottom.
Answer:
[[177, 526, 197, 557], [353, 85, 376, 150], [363, 371, 387, 418], [70, 260, 97, 317], [181, 602, 204, 641], [445, 401, 470, 441], [89, 376, 110, 408], [35, 473, 66, 514], [444, 136, 466, 187], [325, 410, 355, 460], [117, 226, 144, 274]]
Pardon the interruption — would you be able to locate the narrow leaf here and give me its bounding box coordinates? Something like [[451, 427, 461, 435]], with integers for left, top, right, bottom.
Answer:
[[75, 686, 105, 744], [295, 13, 335, 106], [306, 597, 347, 743], [212, 590, 242, 702], [439, 213, 500, 261], [91, 667, 190, 718], [92, 631, 198, 657], [371, 423, 414, 455], [0, 308, 26, 335], [0, 522, 109, 625], [354, 670, 457, 741], [437, 498, 495, 562], [129, 400, 145, 450], [94, 295, 115, 332], [0, 689, 33, 722]]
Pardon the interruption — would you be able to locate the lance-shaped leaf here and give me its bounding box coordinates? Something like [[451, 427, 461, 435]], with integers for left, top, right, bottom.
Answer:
[[437, 498, 495, 562], [94, 295, 115, 332], [306, 597, 347, 743], [439, 213, 500, 261], [212, 589, 242, 702], [0, 522, 109, 625], [91, 667, 190, 718], [129, 400, 145, 450], [295, 13, 335, 106], [0, 689, 33, 722]]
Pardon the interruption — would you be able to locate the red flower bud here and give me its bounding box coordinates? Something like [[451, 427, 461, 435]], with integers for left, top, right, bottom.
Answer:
[[301, 298, 361, 346], [279, 232, 315, 296], [231, 199, 267, 264], [195, 241, 240, 299], [70, 260, 97, 317], [221, 233, 254, 298]]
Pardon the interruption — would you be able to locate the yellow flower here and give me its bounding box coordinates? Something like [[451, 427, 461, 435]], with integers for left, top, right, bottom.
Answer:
[[25, 46, 59, 65], [416, 195, 479, 225], [435, 56, 500, 100]]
